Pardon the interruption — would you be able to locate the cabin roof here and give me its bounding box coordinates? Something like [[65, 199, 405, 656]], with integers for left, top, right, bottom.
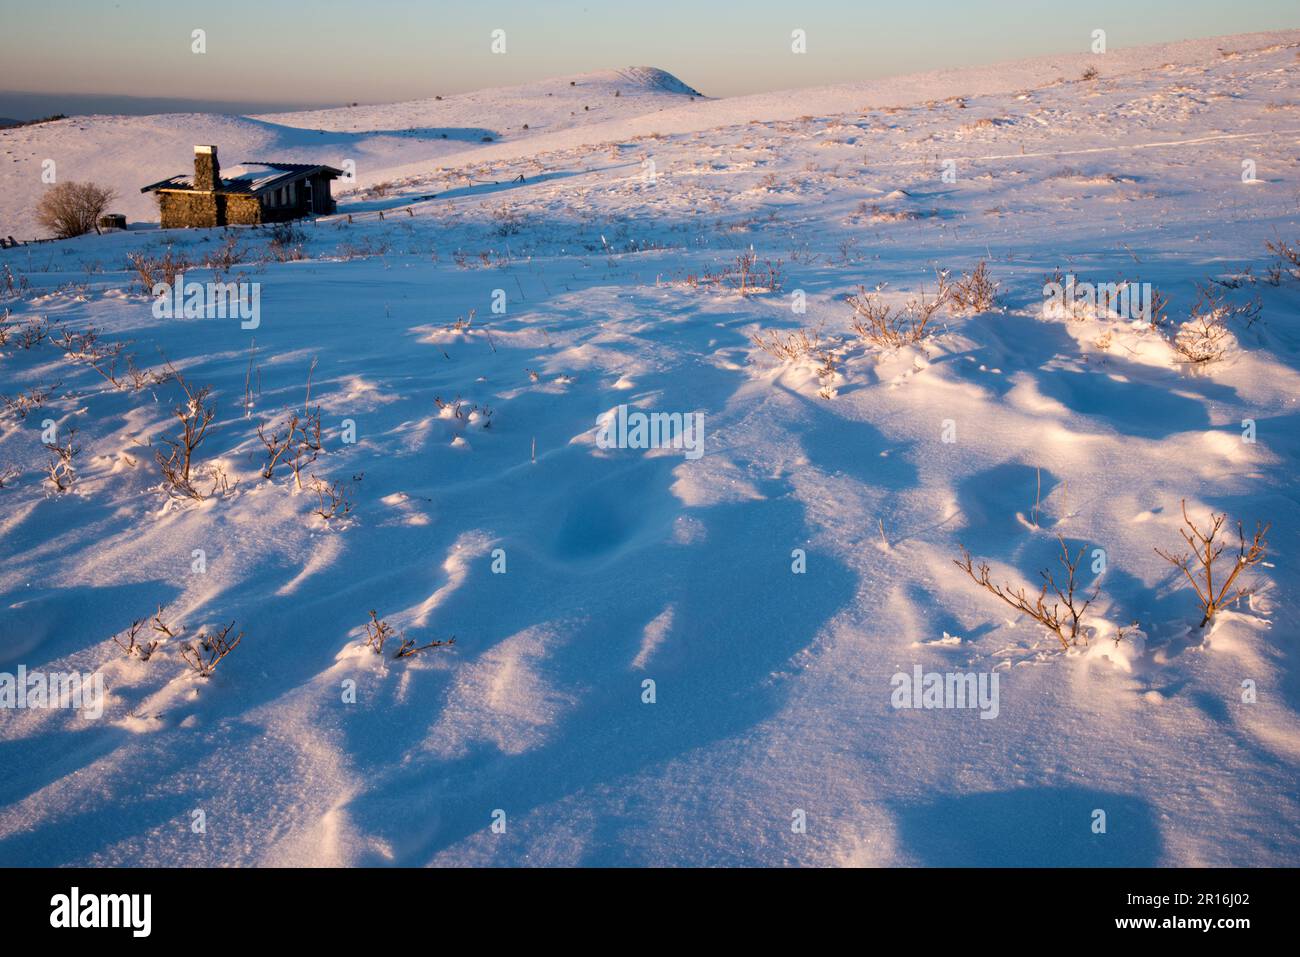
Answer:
[[140, 162, 343, 195]]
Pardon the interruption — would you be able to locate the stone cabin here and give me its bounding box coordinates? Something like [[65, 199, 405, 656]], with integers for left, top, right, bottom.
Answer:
[[141, 145, 343, 228]]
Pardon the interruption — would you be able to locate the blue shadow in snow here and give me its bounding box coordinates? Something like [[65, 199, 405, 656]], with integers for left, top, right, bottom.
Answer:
[[896, 786, 1163, 866]]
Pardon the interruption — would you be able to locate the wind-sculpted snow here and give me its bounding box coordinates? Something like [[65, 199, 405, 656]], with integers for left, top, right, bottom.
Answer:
[[0, 32, 1298, 866]]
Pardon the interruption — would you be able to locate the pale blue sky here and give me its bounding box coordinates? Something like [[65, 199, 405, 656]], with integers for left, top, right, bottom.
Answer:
[[1, 0, 1297, 116]]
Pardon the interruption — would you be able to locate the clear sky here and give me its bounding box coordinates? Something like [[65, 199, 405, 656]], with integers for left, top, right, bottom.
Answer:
[[1, 0, 1297, 115]]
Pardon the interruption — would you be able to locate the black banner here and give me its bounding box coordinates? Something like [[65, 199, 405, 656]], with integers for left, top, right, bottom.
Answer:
[[0, 867, 1285, 942]]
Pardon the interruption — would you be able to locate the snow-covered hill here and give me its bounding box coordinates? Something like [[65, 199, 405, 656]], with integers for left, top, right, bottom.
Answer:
[[1, 32, 1299, 867], [0, 67, 705, 238]]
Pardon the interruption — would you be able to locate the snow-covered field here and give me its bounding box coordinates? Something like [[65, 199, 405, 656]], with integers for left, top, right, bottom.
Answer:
[[1, 31, 1299, 867]]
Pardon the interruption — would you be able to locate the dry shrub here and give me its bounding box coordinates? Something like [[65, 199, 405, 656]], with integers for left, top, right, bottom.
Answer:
[[847, 272, 949, 347], [955, 535, 1098, 651], [362, 609, 454, 659], [691, 251, 785, 296], [310, 475, 353, 521], [44, 426, 80, 493], [181, 622, 243, 677], [1264, 236, 1299, 280], [948, 260, 998, 314], [1155, 499, 1268, 627], [258, 361, 323, 488], [110, 605, 175, 661], [36, 181, 117, 239], [750, 326, 839, 397], [156, 366, 216, 500], [127, 248, 190, 291], [1, 382, 58, 420], [750, 327, 824, 362], [266, 222, 307, 262], [1170, 284, 1255, 363]]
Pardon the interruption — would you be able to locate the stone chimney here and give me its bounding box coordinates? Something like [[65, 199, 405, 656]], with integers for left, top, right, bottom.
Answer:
[[193, 145, 220, 191]]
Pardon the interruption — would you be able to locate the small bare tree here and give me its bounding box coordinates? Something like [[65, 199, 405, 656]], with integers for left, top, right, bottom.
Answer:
[[955, 534, 1098, 650], [36, 181, 117, 239], [1155, 499, 1269, 627], [181, 622, 243, 677], [44, 426, 79, 492], [156, 368, 215, 500]]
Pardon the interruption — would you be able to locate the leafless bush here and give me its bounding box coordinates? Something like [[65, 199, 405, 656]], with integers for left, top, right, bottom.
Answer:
[[750, 327, 824, 362], [204, 234, 246, 277], [258, 407, 321, 487], [434, 394, 494, 427], [847, 273, 950, 347], [309, 475, 353, 521], [1, 382, 58, 420], [127, 248, 190, 291], [258, 361, 322, 488], [36, 181, 117, 239], [111, 611, 163, 661], [1171, 284, 1234, 363], [156, 367, 215, 500], [1155, 499, 1269, 627], [362, 608, 454, 659], [750, 326, 839, 397], [492, 205, 526, 236], [2, 265, 31, 299], [0, 464, 21, 489], [362, 610, 396, 655], [948, 260, 999, 313], [2, 313, 52, 349], [266, 222, 307, 262], [727, 250, 785, 296], [1146, 286, 1170, 331], [857, 202, 924, 223], [181, 622, 243, 677], [954, 534, 1098, 650], [1265, 236, 1299, 280], [1081, 66, 1100, 81], [44, 426, 79, 492], [393, 634, 455, 658], [122, 355, 172, 392]]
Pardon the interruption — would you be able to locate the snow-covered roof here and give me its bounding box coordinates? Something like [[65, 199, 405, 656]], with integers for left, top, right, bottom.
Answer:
[[140, 161, 342, 195]]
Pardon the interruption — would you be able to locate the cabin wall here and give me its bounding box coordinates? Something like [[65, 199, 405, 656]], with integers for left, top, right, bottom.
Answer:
[[225, 194, 262, 225], [310, 175, 337, 214], [157, 190, 262, 228], [158, 190, 219, 229]]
